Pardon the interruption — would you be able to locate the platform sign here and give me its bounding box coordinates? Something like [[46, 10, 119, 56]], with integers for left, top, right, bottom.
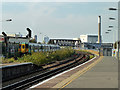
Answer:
[[112, 49, 117, 57]]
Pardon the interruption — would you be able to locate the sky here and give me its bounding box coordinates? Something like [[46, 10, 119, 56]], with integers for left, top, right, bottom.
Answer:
[[1, 2, 118, 43]]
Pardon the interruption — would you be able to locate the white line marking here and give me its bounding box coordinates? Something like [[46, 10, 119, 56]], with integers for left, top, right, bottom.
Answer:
[[29, 56, 97, 89]]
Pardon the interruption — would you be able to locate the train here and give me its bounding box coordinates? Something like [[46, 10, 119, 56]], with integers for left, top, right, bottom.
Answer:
[[18, 42, 60, 54], [2, 42, 60, 58], [1, 29, 60, 58]]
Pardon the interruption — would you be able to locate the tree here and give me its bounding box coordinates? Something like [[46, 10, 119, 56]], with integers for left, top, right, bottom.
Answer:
[[38, 42, 41, 44]]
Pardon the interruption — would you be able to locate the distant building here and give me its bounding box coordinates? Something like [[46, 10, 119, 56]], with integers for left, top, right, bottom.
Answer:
[[34, 35, 37, 43], [44, 36, 49, 44], [80, 34, 98, 43], [7, 32, 22, 37], [1, 29, 31, 43], [0, 35, 29, 43]]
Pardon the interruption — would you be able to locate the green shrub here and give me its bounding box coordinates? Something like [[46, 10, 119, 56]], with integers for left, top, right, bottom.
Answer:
[[3, 48, 75, 66], [89, 55, 94, 59], [2, 58, 15, 63]]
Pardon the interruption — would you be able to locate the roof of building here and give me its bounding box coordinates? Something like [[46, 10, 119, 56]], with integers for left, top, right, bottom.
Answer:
[[0, 35, 29, 39], [50, 38, 81, 40], [50, 38, 73, 40], [80, 34, 98, 36]]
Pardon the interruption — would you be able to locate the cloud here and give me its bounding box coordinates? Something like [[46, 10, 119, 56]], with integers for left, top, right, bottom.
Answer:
[[2, 0, 119, 2], [2, 8, 99, 41], [2, 2, 118, 43]]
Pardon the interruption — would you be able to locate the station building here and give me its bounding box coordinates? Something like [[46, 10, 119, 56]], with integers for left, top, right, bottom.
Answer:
[[0, 35, 29, 43], [48, 38, 81, 47], [80, 34, 99, 49], [0, 28, 31, 44], [80, 34, 98, 43]]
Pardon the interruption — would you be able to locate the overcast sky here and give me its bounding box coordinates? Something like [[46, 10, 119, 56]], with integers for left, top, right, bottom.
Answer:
[[1, 2, 118, 43]]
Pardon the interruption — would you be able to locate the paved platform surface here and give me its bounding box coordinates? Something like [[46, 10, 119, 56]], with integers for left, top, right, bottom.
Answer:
[[31, 56, 118, 89], [63, 56, 118, 88]]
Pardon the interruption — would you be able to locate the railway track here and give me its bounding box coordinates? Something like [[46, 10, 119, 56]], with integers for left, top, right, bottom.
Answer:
[[2, 54, 79, 86], [2, 53, 90, 90]]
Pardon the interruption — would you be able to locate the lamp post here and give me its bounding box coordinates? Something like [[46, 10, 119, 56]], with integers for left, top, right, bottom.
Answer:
[[105, 30, 114, 42], [1, 19, 12, 58], [98, 16, 102, 44], [40, 32, 48, 44], [109, 17, 118, 42], [0, 19, 12, 22], [98, 16, 102, 56], [105, 29, 115, 43], [108, 7, 119, 60], [39, 32, 43, 43]]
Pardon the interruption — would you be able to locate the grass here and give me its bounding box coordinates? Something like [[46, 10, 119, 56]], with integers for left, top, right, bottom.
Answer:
[[2, 57, 15, 64], [2, 48, 95, 66], [78, 49, 95, 59], [2, 48, 75, 66], [89, 55, 94, 59], [78, 49, 92, 54]]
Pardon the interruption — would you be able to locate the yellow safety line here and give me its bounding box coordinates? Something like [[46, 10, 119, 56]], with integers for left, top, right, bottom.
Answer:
[[59, 56, 104, 89]]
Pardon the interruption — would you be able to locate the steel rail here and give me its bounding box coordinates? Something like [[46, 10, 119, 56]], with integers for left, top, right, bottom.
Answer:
[[2, 54, 79, 83], [2, 54, 89, 90]]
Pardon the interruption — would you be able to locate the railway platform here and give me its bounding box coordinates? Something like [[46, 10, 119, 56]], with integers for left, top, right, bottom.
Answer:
[[0, 62, 21, 67], [30, 56, 118, 89], [62, 56, 118, 88]]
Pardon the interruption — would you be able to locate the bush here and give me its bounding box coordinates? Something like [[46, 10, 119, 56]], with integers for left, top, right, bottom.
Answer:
[[16, 48, 75, 66], [2, 48, 75, 66], [2, 58, 15, 63], [89, 55, 94, 59]]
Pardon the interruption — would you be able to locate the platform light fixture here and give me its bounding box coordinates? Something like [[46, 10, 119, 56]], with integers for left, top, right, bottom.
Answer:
[[109, 17, 116, 20], [107, 30, 112, 31], [6, 19, 12, 21], [105, 32, 109, 34], [109, 25, 114, 28], [109, 7, 119, 60], [109, 8, 117, 10], [0, 19, 12, 22]]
